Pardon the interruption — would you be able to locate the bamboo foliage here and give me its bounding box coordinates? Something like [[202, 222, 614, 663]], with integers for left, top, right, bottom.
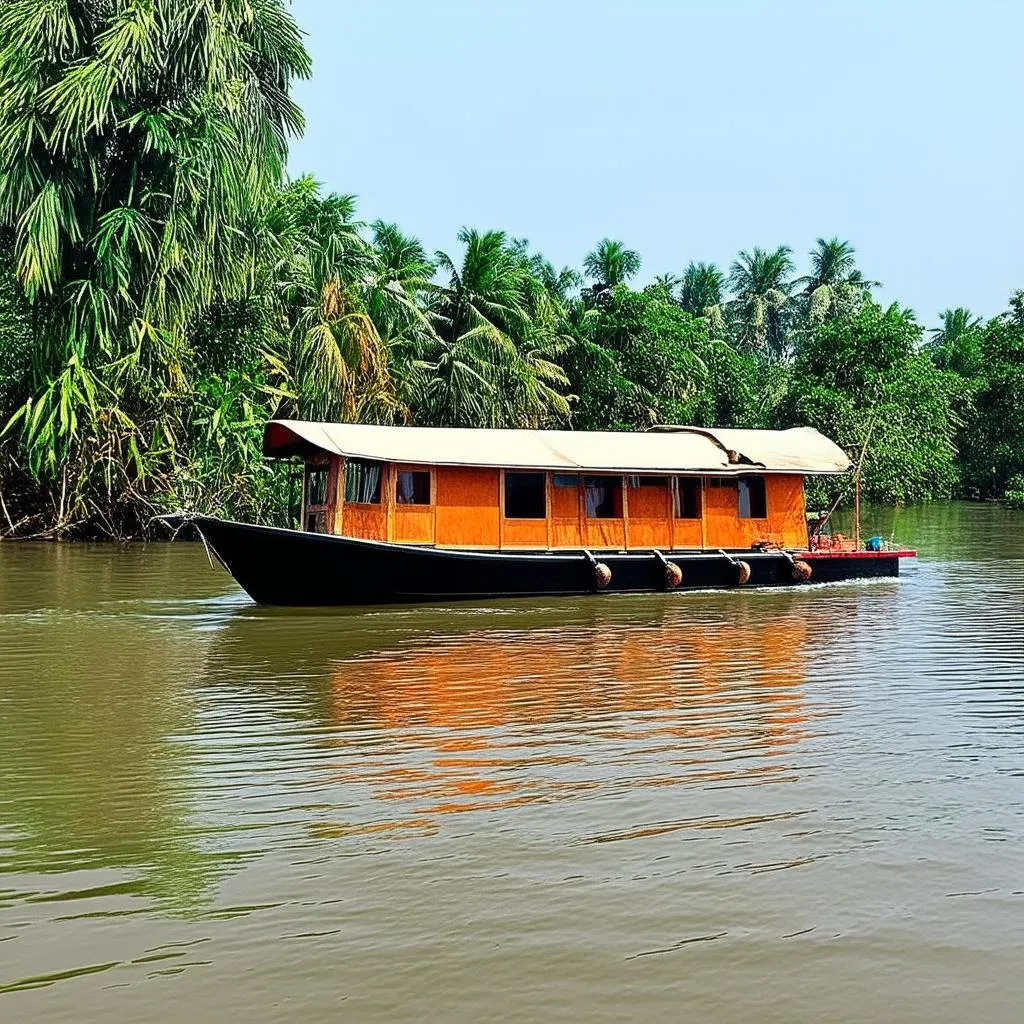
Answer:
[[0, 0, 309, 530]]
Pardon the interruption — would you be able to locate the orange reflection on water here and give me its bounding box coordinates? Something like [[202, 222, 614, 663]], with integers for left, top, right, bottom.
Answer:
[[322, 607, 815, 835]]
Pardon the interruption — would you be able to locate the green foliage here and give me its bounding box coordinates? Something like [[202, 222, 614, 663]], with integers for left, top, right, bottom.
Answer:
[[565, 286, 710, 430], [950, 296, 1024, 499], [0, 13, 1016, 535], [0, 242, 34, 418], [728, 246, 796, 359], [0, 0, 309, 534], [788, 302, 965, 503]]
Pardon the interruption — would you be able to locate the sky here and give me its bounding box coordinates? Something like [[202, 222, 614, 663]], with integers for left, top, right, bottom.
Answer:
[[288, 0, 1022, 324]]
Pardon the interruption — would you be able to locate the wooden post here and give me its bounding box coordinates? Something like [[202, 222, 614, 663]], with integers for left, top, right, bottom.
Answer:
[[335, 457, 344, 535], [668, 477, 676, 550], [621, 475, 630, 550], [498, 471, 505, 551], [545, 472, 553, 550], [700, 476, 708, 550], [385, 463, 395, 542], [431, 466, 438, 546], [855, 470, 861, 550]]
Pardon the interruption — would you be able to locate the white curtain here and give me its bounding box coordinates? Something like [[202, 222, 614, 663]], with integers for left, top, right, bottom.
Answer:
[[345, 461, 381, 504], [585, 481, 608, 518], [397, 472, 416, 503]]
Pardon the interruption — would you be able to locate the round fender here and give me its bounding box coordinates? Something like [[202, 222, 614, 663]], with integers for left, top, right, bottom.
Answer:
[[735, 560, 752, 586], [594, 562, 612, 589], [664, 561, 683, 589], [791, 559, 813, 582]]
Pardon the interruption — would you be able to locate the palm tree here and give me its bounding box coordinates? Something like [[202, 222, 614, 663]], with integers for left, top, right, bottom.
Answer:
[[527, 254, 584, 305], [679, 261, 727, 340], [728, 246, 796, 359], [927, 307, 984, 376], [583, 239, 641, 289], [266, 181, 397, 424], [650, 273, 681, 301], [421, 229, 571, 427], [799, 237, 875, 323], [0, 0, 310, 530]]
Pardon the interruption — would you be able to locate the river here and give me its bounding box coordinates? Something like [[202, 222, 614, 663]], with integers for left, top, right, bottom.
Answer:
[[1, 502, 1022, 1022]]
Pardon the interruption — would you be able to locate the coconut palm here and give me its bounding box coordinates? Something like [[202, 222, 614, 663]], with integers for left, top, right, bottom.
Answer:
[[583, 239, 642, 289], [728, 246, 796, 359], [679, 261, 727, 340], [927, 307, 984, 376], [0, 0, 309, 530], [799, 237, 875, 323], [420, 229, 571, 427]]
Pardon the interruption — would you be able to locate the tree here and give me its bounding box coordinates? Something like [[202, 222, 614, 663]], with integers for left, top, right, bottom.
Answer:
[[0, 0, 310, 533], [420, 229, 571, 427], [583, 238, 641, 289], [798, 237, 874, 324], [678, 261, 727, 340], [728, 246, 795, 358], [787, 302, 965, 503], [926, 307, 984, 376], [565, 286, 712, 430], [951, 294, 1024, 500]]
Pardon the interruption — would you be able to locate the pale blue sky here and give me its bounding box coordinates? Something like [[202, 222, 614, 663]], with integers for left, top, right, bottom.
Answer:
[[289, 0, 1022, 323]]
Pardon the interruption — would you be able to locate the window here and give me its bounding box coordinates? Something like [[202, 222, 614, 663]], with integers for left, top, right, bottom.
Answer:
[[673, 477, 701, 519], [504, 472, 546, 519], [628, 476, 668, 488], [305, 463, 329, 507], [584, 475, 623, 518], [738, 476, 767, 519], [553, 474, 579, 488], [304, 463, 330, 534], [344, 459, 382, 504], [396, 470, 431, 505]]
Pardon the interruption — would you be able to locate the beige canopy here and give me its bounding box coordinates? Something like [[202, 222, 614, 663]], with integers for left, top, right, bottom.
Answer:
[[264, 421, 851, 475]]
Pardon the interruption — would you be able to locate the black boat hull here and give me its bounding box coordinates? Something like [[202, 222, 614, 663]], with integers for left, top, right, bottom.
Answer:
[[178, 517, 907, 607]]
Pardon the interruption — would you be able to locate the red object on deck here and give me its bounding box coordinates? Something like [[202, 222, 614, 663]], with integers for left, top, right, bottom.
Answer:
[[800, 549, 917, 559]]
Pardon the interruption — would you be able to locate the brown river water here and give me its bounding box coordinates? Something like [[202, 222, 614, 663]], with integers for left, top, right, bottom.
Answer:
[[1, 502, 1022, 1022]]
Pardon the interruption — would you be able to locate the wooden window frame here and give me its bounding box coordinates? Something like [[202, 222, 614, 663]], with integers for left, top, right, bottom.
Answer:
[[737, 475, 769, 521], [502, 470, 548, 521], [672, 476, 703, 521], [343, 457, 385, 507], [395, 466, 433, 508]]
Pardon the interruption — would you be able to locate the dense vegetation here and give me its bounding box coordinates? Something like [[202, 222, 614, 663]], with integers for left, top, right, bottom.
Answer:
[[0, 1, 1020, 537]]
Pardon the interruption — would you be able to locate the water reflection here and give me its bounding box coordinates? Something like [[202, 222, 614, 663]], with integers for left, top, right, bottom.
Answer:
[[195, 596, 830, 843], [2, 507, 1023, 1021]]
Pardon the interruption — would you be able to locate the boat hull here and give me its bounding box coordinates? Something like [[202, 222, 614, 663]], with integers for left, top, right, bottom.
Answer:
[[177, 517, 913, 607]]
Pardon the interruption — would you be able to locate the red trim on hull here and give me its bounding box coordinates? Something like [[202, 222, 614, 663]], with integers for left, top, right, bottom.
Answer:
[[801, 549, 917, 560]]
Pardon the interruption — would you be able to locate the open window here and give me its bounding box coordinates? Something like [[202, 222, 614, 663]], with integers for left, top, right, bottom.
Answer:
[[738, 476, 767, 519], [584, 475, 623, 518], [304, 462, 330, 533], [673, 477, 701, 519], [396, 469, 431, 505], [504, 472, 547, 519], [344, 459, 382, 504]]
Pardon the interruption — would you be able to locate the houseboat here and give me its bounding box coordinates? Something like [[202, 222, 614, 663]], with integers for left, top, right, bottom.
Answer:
[[174, 420, 915, 605]]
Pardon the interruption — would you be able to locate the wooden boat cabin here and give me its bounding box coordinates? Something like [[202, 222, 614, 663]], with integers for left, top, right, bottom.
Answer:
[[176, 421, 915, 604], [265, 420, 848, 554]]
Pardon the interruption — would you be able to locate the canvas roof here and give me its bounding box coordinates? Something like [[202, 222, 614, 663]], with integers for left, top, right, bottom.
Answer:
[[263, 421, 852, 475]]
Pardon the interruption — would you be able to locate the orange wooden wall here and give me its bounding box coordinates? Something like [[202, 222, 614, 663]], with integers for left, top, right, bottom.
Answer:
[[436, 467, 500, 547], [703, 475, 807, 549], [328, 457, 808, 552]]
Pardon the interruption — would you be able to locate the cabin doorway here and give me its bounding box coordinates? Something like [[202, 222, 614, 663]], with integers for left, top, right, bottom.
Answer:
[[303, 459, 335, 534]]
